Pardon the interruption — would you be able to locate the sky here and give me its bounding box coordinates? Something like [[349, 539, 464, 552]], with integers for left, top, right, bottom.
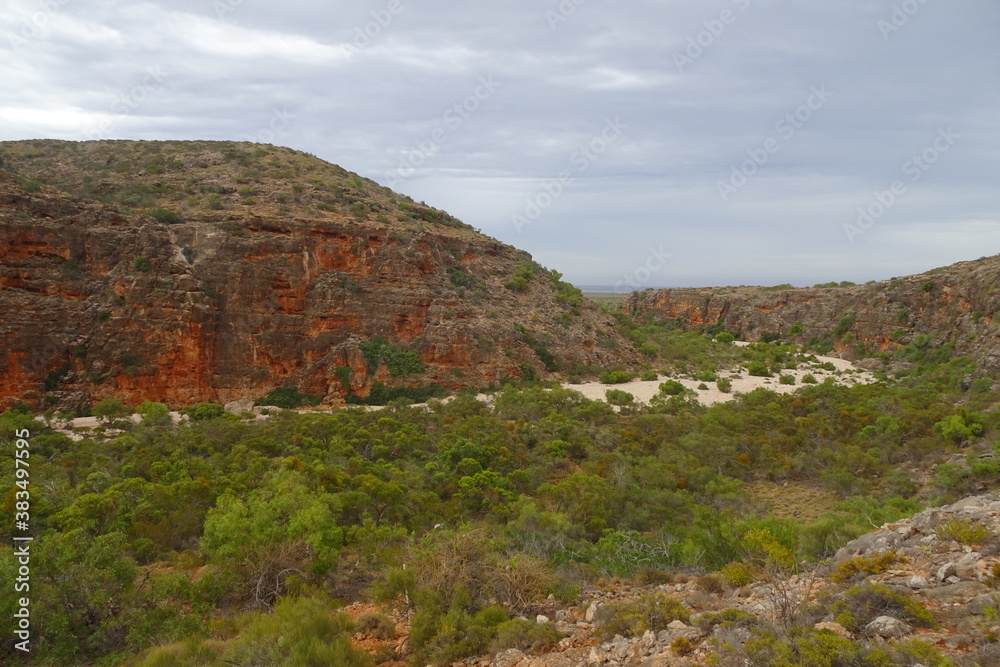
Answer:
[[2, 0, 998, 289]]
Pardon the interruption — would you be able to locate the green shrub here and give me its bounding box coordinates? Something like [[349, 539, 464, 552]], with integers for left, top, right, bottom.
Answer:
[[600, 594, 690, 639], [605, 389, 635, 407], [747, 361, 771, 377], [658, 379, 686, 396], [720, 561, 759, 587], [181, 403, 227, 421], [932, 414, 983, 444], [716, 377, 732, 393], [133, 256, 151, 272], [838, 583, 937, 630], [489, 618, 563, 654], [833, 316, 854, 338], [801, 373, 817, 384], [788, 322, 804, 335], [830, 550, 907, 583], [599, 370, 633, 384], [505, 261, 536, 291], [715, 332, 735, 344], [257, 387, 321, 409], [149, 207, 182, 224], [779, 374, 796, 385], [360, 382, 448, 406], [359, 336, 424, 377], [640, 371, 658, 381], [936, 518, 991, 545], [693, 608, 758, 633], [92, 397, 131, 423]]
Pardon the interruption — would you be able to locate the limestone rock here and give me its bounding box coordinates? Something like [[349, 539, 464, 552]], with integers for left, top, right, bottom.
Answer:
[[815, 622, 852, 639], [865, 615, 911, 639], [494, 648, 526, 667]]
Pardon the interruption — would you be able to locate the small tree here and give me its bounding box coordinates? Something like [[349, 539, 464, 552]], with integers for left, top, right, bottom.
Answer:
[[92, 398, 131, 424]]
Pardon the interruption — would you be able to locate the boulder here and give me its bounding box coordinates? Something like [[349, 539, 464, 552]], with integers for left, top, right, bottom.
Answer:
[[865, 615, 911, 639]]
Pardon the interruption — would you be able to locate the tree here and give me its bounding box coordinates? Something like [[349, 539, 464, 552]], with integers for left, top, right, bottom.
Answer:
[[92, 398, 131, 424], [202, 471, 344, 608]]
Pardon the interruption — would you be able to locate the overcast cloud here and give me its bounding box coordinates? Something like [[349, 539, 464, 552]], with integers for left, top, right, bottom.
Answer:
[[2, 0, 998, 288]]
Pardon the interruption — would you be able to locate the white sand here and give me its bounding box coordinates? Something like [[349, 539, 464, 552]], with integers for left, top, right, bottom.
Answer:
[[563, 349, 877, 407], [42, 348, 877, 438]]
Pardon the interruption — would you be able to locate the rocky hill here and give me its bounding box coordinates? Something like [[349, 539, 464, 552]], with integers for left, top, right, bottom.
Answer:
[[0, 139, 637, 410], [624, 257, 1000, 375], [439, 494, 1000, 666]]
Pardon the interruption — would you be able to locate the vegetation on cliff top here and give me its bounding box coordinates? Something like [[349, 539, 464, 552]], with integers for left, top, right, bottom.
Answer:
[[0, 139, 477, 235]]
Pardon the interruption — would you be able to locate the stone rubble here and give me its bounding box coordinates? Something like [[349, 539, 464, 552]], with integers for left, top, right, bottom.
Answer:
[[417, 494, 1000, 667]]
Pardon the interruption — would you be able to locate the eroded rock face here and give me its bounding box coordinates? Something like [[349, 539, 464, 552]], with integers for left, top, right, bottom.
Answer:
[[624, 260, 1000, 375], [0, 162, 637, 410]]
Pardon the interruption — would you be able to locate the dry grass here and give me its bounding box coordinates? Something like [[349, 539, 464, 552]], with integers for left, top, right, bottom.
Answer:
[[747, 481, 840, 523]]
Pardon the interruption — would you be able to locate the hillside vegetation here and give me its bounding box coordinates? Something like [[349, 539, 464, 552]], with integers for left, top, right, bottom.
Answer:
[[1, 317, 998, 665]]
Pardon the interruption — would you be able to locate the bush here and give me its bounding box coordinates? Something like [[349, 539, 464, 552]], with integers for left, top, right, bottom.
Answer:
[[505, 262, 536, 291], [354, 611, 395, 640], [936, 518, 991, 545], [92, 397, 131, 423], [489, 618, 563, 654], [830, 550, 907, 583], [600, 594, 690, 639], [801, 374, 817, 384], [715, 332, 735, 344], [181, 403, 226, 421], [640, 371, 658, 381], [605, 389, 635, 407], [359, 336, 424, 377], [837, 583, 937, 630], [599, 370, 633, 384], [716, 377, 732, 393], [720, 561, 759, 587], [149, 207, 182, 224], [747, 361, 771, 377], [788, 322, 804, 335], [658, 380, 686, 396], [833, 316, 854, 338], [257, 387, 320, 409], [133, 256, 151, 272], [778, 374, 796, 385]]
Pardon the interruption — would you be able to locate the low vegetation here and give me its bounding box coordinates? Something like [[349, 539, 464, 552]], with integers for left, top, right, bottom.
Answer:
[[0, 297, 997, 665]]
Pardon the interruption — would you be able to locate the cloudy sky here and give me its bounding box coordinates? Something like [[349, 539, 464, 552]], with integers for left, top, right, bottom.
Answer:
[[2, 0, 998, 289]]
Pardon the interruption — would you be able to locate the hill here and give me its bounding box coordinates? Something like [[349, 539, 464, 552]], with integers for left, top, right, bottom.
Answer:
[[623, 256, 1000, 378], [0, 139, 637, 411]]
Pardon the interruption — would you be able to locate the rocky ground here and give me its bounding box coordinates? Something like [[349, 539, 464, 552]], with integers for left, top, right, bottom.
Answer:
[[357, 495, 1000, 666]]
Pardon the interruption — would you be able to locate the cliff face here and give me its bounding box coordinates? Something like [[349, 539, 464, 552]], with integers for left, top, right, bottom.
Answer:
[[0, 140, 637, 410], [624, 258, 1000, 372]]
